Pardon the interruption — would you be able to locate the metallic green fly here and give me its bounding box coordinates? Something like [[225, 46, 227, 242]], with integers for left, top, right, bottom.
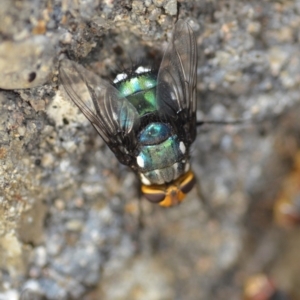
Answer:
[[60, 20, 197, 207]]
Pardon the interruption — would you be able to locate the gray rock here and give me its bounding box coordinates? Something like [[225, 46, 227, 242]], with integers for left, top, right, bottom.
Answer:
[[1, 1, 300, 300], [0, 36, 55, 89]]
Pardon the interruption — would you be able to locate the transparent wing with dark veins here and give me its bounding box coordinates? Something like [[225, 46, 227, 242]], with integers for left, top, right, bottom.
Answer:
[[59, 59, 140, 168], [156, 20, 197, 145]]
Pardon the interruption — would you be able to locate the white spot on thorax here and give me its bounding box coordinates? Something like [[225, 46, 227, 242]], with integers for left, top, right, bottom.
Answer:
[[137, 155, 145, 168], [179, 141, 186, 154], [113, 73, 128, 83], [140, 174, 151, 185], [135, 66, 151, 74]]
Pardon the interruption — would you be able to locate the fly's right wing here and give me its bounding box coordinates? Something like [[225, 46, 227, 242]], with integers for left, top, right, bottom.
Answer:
[[59, 59, 140, 168], [156, 20, 198, 145]]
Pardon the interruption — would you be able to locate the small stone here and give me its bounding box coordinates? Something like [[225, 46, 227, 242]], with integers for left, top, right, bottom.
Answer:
[[17, 126, 26, 137], [66, 220, 84, 232], [164, 0, 177, 16], [144, 0, 152, 7], [29, 99, 46, 111], [153, 0, 166, 7], [59, 32, 73, 45], [132, 0, 146, 14], [149, 7, 162, 21]]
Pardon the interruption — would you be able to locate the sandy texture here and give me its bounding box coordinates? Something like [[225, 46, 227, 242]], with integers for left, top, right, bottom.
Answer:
[[1, 1, 300, 299]]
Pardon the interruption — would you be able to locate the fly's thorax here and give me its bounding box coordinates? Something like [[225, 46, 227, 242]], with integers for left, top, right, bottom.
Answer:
[[136, 122, 189, 185], [114, 69, 158, 116]]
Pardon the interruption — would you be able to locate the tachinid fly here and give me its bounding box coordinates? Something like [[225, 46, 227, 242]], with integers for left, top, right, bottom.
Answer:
[[59, 20, 197, 207]]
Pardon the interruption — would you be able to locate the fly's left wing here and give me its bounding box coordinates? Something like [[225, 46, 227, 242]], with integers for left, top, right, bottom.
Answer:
[[156, 20, 198, 145], [59, 59, 140, 168]]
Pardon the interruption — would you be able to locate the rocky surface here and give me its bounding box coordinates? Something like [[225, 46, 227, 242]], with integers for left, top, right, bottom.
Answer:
[[1, 0, 300, 299]]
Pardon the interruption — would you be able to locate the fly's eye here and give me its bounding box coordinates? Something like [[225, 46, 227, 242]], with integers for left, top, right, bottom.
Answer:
[[180, 172, 196, 194], [144, 192, 166, 203], [141, 185, 166, 203]]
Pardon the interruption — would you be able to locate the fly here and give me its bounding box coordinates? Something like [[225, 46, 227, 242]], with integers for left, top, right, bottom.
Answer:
[[59, 20, 197, 207]]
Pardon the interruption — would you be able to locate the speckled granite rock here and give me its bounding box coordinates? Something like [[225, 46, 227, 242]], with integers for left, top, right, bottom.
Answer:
[[1, 1, 300, 299], [0, 36, 55, 89]]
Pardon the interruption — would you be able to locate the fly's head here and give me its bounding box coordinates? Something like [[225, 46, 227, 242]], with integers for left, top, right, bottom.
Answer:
[[141, 171, 196, 207]]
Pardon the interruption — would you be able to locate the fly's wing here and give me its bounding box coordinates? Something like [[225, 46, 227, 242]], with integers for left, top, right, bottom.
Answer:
[[156, 20, 197, 145], [59, 59, 139, 168]]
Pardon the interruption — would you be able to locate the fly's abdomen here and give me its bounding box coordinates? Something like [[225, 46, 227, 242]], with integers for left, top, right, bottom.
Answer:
[[136, 122, 189, 185]]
